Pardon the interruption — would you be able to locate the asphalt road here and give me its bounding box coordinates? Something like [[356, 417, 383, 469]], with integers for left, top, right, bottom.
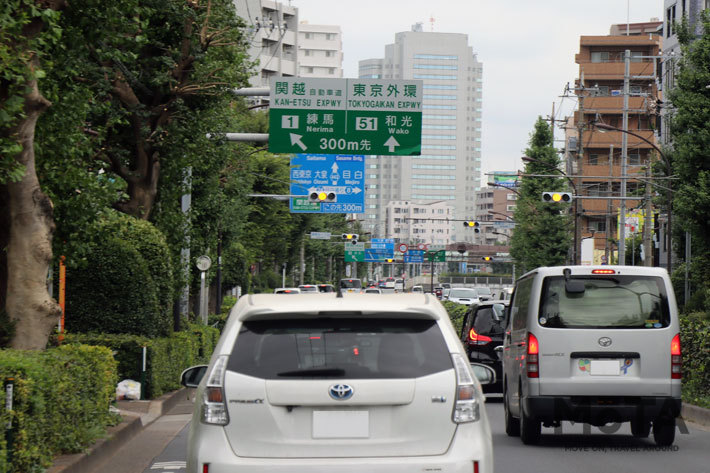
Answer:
[[104, 393, 710, 473]]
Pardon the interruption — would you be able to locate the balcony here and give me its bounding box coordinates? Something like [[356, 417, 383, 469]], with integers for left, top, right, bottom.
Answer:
[[583, 129, 657, 149], [576, 61, 657, 80], [583, 96, 648, 113]]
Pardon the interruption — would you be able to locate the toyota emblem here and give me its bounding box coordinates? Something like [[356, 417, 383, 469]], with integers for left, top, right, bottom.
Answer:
[[598, 337, 612, 347], [329, 384, 354, 400]]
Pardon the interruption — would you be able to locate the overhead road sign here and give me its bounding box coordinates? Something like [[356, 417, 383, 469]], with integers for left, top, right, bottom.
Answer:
[[365, 247, 395, 262], [344, 242, 365, 262], [370, 238, 395, 250], [269, 78, 422, 156], [290, 154, 365, 214], [404, 250, 425, 263], [426, 250, 446, 262], [309, 232, 332, 240]]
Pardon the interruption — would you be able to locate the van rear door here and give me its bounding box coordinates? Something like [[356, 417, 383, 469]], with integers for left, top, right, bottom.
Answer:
[[534, 273, 676, 397]]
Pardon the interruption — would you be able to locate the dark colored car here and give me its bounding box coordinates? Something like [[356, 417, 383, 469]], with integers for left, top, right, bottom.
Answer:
[[317, 284, 335, 293], [434, 287, 443, 299], [459, 301, 508, 392]]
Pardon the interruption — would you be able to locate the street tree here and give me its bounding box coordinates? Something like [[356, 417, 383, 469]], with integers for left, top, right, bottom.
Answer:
[[668, 9, 710, 311], [0, 0, 67, 349], [510, 117, 571, 273]]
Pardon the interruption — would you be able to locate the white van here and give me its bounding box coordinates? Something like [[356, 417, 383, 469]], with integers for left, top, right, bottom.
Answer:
[[501, 266, 681, 446]]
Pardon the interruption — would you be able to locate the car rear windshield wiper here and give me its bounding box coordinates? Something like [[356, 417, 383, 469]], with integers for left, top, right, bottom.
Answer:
[[276, 368, 346, 377]]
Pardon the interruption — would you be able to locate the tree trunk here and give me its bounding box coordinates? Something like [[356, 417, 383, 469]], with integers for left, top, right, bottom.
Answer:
[[5, 56, 62, 350]]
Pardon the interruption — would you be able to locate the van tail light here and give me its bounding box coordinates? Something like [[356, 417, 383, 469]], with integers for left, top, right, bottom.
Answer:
[[468, 328, 492, 345], [671, 333, 682, 380], [451, 354, 481, 423], [526, 333, 539, 378], [201, 355, 230, 425], [202, 464, 209, 473]]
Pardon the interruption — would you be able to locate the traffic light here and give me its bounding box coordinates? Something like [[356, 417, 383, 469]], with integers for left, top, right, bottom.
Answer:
[[341, 233, 359, 245], [463, 221, 480, 233], [542, 191, 573, 203], [481, 256, 494, 262], [385, 258, 394, 263], [308, 190, 336, 203]]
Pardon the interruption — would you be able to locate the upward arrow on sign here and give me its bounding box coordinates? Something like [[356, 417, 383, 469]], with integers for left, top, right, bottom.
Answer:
[[384, 136, 400, 152]]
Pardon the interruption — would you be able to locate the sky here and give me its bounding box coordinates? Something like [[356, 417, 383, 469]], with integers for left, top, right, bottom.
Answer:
[[289, 0, 663, 180]]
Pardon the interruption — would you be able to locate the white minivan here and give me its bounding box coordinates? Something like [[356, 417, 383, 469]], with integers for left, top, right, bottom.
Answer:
[[181, 293, 495, 473], [501, 266, 681, 446]]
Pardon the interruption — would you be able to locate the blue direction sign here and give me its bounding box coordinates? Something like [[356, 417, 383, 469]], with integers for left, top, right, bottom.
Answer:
[[370, 238, 395, 250], [365, 247, 394, 262], [290, 154, 365, 213], [404, 249, 425, 263]]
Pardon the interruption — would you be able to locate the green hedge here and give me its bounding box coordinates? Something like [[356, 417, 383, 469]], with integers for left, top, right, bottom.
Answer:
[[442, 300, 468, 335], [59, 324, 219, 398], [680, 313, 710, 408], [65, 212, 173, 338], [0, 345, 118, 473]]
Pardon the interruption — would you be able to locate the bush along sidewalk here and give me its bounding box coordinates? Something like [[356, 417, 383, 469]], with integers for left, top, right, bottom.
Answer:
[[680, 313, 710, 409], [0, 345, 118, 473], [57, 323, 220, 399]]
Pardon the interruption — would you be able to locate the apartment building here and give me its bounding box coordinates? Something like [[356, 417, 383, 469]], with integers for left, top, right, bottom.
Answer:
[[298, 22, 343, 78], [384, 201, 454, 245], [234, 0, 299, 88], [571, 25, 662, 265], [357, 27, 483, 244], [474, 185, 517, 246]]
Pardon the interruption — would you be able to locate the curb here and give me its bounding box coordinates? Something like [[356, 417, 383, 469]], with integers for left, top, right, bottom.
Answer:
[[681, 403, 710, 428], [48, 388, 187, 473]]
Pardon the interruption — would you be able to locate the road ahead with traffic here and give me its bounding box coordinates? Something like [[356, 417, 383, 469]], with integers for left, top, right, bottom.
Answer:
[[99, 393, 710, 473]]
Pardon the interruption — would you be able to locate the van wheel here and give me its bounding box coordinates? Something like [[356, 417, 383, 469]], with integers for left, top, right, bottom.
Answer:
[[520, 409, 541, 445], [652, 418, 676, 446], [630, 420, 651, 438], [504, 384, 520, 437]]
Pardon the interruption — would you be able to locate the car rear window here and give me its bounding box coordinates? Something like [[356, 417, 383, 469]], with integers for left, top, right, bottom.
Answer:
[[227, 318, 453, 379], [539, 276, 671, 329], [473, 304, 506, 336], [450, 289, 478, 298]]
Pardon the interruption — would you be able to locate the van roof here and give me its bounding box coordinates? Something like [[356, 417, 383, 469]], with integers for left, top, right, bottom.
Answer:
[[516, 265, 669, 282]]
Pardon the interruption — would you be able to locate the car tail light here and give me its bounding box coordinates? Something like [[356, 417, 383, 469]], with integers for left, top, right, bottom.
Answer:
[[201, 355, 229, 425], [451, 354, 480, 423], [202, 464, 209, 473], [468, 327, 492, 345], [526, 333, 539, 378], [671, 333, 682, 379]]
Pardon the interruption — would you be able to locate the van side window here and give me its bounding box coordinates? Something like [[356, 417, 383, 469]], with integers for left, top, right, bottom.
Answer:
[[511, 277, 533, 331]]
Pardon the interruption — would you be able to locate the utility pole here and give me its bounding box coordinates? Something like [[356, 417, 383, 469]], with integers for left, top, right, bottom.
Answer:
[[643, 166, 653, 266], [299, 238, 305, 285], [575, 73, 585, 265], [606, 145, 614, 263], [619, 50, 630, 265]]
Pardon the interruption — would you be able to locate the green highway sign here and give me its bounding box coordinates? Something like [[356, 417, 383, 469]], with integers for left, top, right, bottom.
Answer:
[[291, 197, 321, 212], [269, 78, 422, 156], [344, 242, 365, 262], [426, 250, 447, 262]]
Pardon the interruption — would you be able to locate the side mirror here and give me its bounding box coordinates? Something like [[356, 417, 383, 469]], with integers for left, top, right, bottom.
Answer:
[[470, 363, 496, 386], [180, 365, 208, 388], [494, 345, 504, 360]]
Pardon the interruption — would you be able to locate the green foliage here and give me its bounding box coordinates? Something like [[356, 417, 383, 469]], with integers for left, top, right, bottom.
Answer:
[[668, 9, 710, 316], [442, 300, 468, 335], [0, 0, 62, 184], [0, 345, 118, 473], [680, 314, 710, 408], [65, 212, 173, 337], [59, 325, 218, 398], [510, 118, 572, 272]]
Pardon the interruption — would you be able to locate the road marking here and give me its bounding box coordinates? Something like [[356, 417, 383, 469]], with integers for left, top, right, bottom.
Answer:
[[151, 460, 186, 470]]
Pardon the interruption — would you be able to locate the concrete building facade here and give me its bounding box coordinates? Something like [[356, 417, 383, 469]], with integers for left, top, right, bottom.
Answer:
[[474, 186, 517, 246], [357, 28, 483, 244], [384, 200, 454, 245], [298, 22, 343, 78]]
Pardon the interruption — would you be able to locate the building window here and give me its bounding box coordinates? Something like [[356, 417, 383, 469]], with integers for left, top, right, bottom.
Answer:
[[594, 86, 609, 96], [507, 194, 517, 201], [413, 74, 457, 80], [506, 205, 516, 212], [422, 135, 456, 140], [423, 84, 457, 90], [591, 51, 610, 63], [422, 104, 457, 110], [305, 33, 312, 39], [414, 64, 458, 70], [304, 50, 311, 56], [589, 154, 600, 165], [325, 51, 333, 57], [414, 54, 458, 60], [328, 68, 335, 75], [325, 33, 335, 40], [667, 5, 676, 38], [423, 114, 456, 120], [628, 153, 641, 165], [423, 94, 457, 100]]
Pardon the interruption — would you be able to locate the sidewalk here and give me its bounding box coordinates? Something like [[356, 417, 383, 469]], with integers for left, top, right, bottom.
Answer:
[[48, 388, 189, 473]]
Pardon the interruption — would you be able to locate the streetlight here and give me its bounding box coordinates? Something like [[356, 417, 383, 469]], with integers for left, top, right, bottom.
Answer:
[[521, 156, 579, 264], [488, 210, 515, 221], [592, 122, 672, 273]]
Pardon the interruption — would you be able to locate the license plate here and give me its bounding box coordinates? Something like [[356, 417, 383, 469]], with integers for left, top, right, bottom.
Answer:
[[590, 360, 620, 376], [312, 410, 369, 438]]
